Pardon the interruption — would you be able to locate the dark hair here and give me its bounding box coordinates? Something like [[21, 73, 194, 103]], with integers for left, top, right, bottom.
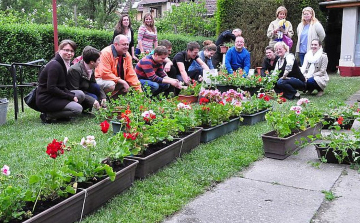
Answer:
[[82, 46, 101, 64], [265, 46, 275, 52], [158, 39, 172, 48], [311, 39, 322, 46], [154, 46, 169, 56], [203, 40, 216, 52], [115, 14, 131, 34], [187, 41, 200, 51], [58, 39, 77, 52], [143, 12, 156, 33]]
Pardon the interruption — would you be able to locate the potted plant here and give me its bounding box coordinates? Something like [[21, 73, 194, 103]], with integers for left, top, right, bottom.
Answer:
[[262, 98, 323, 159], [240, 93, 274, 125], [219, 41, 234, 53], [322, 101, 359, 130], [178, 80, 201, 103]]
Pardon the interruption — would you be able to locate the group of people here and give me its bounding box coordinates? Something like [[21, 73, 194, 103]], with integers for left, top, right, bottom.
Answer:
[[35, 6, 329, 123]]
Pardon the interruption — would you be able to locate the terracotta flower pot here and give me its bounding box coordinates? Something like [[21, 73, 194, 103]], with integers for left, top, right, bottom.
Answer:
[[256, 67, 262, 75], [220, 46, 229, 54], [177, 95, 198, 104]]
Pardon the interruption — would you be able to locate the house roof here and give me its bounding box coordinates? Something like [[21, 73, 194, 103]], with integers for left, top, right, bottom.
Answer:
[[319, 0, 360, 8], [140, 0, 168, 4]]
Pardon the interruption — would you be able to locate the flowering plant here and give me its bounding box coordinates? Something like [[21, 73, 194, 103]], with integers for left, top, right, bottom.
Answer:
[[323, 100, 360, 129], [241, 93, 272, 115], [179, 80, 201, 96], [265, 98, 323, 138]]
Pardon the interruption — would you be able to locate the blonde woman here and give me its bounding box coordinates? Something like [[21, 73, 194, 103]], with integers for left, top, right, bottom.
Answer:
[[301, 39, 329, 97], [296, 7, 326, 66], [136, 12, 158, 56], [267, 6, 294, 48]]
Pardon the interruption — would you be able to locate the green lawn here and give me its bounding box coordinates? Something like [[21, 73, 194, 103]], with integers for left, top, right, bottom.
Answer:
[[1, 73, 360, 223]]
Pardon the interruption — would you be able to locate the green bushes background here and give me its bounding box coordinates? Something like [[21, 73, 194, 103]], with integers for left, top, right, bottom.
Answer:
[[216, 0, 326, 67]]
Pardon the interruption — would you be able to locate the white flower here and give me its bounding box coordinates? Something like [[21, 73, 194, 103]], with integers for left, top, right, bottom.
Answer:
[[63, 137, 69, 145], [80, 137, 86, 148], [1, 165, 10, 176]]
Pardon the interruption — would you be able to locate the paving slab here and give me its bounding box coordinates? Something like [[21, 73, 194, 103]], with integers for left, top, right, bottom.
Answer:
[[243, 145, 345, 191], [163, 177, 324, 223], [311, 167, 360, 223]]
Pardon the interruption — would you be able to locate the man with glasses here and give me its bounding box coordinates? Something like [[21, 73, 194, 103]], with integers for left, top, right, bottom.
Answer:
[[95, 34, 142, 98], [225, 36, 251, 76]]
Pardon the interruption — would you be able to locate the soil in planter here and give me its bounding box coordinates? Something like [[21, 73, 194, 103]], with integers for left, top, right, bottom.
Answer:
[[137, 139, 181, 157], [9, 161, 131, 223]]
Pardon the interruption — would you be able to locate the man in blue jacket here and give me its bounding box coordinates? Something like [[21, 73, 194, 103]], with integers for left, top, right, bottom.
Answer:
[[225, 36, 250, 76]]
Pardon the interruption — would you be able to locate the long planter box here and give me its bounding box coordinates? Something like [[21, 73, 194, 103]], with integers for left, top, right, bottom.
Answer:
[[322, 118, 355, 130], [315, 144, 360, 164], [177, 127, 202, 155], [200, 117, 240, 143], [23, 159, 138, 223], [240, 109, 269, 126], [262, 124, 322, 160]]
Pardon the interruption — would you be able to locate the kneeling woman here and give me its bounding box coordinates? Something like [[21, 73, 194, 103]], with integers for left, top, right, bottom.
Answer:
[[273, 41, 306, 99], [301, 39, 329, 97], [36, 39, 85, 123]]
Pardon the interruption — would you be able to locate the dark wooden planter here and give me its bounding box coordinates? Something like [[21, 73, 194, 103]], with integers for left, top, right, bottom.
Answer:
[[128, 139, 183, 179], [315, 144, 360, 164], [216, 85, 239, 93], [200, 117, 240, 143], [177, 95, 198, 104], [177, 127, 202, 155], [322, 118, 355, 130], [111, 120, 125, 134], [240, 86, 261, 96], [240, 109, 269, 125], [23, 159, 138, 223], [262, 123, 322, 160]]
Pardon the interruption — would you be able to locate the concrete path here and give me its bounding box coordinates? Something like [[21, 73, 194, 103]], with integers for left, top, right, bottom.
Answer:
[[163, 93, 360, 223]]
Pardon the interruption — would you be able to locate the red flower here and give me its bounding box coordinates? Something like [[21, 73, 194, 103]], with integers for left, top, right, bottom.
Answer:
[[280, 97, 286, 102], [226, 98, 232, 102], [258, 77, 262, 82], [46, 139, 64, 159], [219, 101, 224, 105], [199, 98, 209, 105], [337, 116, 344, 125], [263, 95, 271, 101], [123, 132, 139, 140], [100, 120, 110, 133], [201, 106, 210, 111], [125, 109, 131, 115]]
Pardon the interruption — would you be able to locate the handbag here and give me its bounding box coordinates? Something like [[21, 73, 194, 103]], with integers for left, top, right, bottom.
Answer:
[[283, 35, 293, 49], [24, 87, 40, 111]]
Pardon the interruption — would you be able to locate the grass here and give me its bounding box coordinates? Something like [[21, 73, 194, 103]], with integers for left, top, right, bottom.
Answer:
[[1, 74, 360, 222]]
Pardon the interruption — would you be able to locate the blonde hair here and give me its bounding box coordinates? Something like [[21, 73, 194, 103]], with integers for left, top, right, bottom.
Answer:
[[276, 6, 287, 18], [143, 12, 156, 33], [274, 41, 289, 53], [302, 7, 318, 25]]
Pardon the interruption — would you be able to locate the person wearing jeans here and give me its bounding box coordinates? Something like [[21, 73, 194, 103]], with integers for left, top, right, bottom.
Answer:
[[273, 42, 306, 100]]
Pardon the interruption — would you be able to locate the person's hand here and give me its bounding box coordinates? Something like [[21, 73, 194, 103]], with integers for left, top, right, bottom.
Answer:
[[93, 100, 100, 109], [198, 75, 203, 82], [121, 82, 130, 93], [73, 97, 78, 102], [183, 76, 191, 85], [133, 56, 139, 62], [101, 99, 107, 108], [164, 63, 171, 72]]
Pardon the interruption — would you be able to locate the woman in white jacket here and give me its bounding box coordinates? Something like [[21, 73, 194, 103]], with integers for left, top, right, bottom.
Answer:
[[301, 39, 329, 97], [296, 7, 325, 66]]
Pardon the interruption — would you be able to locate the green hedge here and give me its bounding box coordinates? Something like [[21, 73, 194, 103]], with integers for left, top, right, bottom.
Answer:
[[0, 23, 213, 97], [216, 0, 326, 67]]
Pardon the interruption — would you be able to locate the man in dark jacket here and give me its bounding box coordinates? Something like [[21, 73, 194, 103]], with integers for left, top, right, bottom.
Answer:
[[212, 28, 242, 69], [67, 46, 106, 110]]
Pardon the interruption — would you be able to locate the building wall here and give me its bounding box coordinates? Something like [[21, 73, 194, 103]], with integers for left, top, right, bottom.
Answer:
[[340, 7, 359, 66]]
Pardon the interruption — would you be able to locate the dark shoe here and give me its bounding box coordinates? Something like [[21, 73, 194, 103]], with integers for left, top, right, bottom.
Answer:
[[40, 113, 52, 124], [357, 99, 360, 102]]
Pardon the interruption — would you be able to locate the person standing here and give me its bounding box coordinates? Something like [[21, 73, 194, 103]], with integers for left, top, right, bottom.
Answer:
[[296, 6, 326, 66], [136, 12, 158, 56], [112, 14, 138, 61], [261, 46, 279, 77], [36, 39, 85, 123], [225, 36, 251, 75], [267, 6, 294, 48], [67, 46, 106, 110], [301, 39, 329, 97], [212, 28, 242, 69], [95, 34, 142, 98], [135, 46, 181, 96]]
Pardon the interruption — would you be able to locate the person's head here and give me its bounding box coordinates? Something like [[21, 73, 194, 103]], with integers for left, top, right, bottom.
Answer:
[[232, 28, 242, 37], [113, 34, 129, 55], [143, 12, 154, 27], [58, 39, 77, 62], [158, 39, 172, 55], [265, 46, 276, 60], [235, 36, 245, 51], [274, 41, 289, 58], [203, 40, 216, 58], [302, 7, 318, 24], [115, 14, 131, 33], [310, 39, 322, 54], [153, 46, 169, 64], [186, 41, 201, 59], [276, 6, 287, 19], [82, 46, 101, 69]]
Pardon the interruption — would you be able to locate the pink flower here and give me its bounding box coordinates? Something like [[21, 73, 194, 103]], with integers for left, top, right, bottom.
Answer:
[[1, 165, 10, 176], [296, 98, 310, 106], [142, 110, 156, 122], [177, 103, 192, 110], [290, 106, 302, 114]]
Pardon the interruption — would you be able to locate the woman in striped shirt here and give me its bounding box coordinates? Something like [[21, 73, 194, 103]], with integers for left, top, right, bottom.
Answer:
[[136, 12, 158, 56]]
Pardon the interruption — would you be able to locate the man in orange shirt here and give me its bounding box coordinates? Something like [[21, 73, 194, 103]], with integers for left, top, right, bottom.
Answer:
[[95, 34, 142, 97]]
